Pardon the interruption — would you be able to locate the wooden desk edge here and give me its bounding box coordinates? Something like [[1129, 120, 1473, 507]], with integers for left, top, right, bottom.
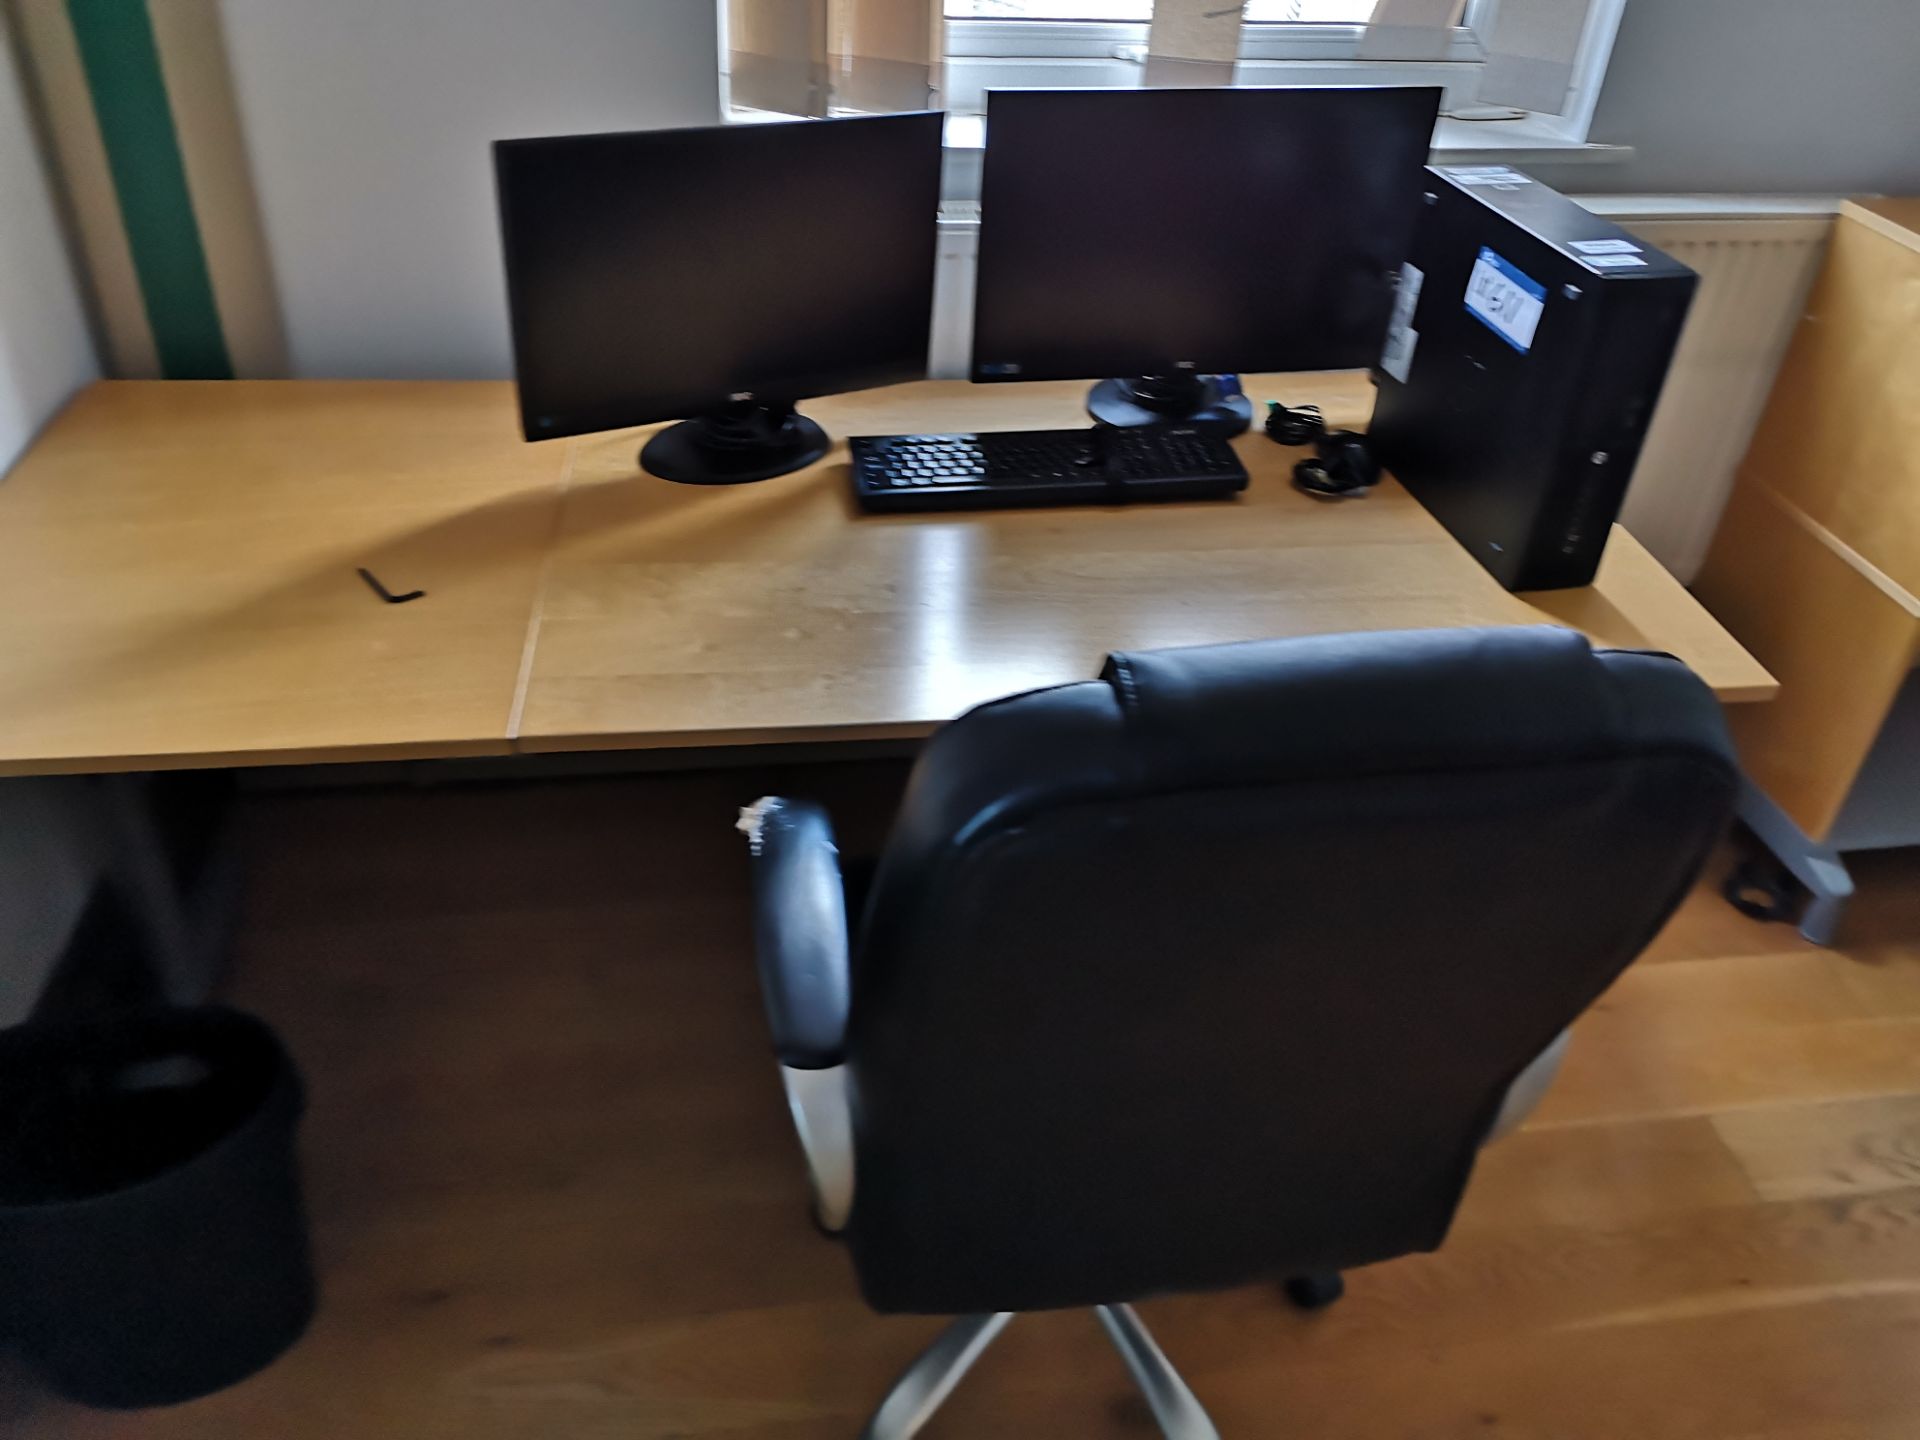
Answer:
[[510, 668, 1776, 758], [1584, 526, 1777, 703], [511, 720, 939, 757], [0, 737, 518, 779], [1707, 678, 1784, 705]]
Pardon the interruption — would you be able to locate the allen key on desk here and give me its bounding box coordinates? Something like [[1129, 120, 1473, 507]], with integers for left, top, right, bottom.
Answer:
[[356, 568, 426, 604]]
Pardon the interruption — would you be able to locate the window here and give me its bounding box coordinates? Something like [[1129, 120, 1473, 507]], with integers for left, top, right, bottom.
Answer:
[[942, 0, 1626, 150], [947, 1, 1390, 19]]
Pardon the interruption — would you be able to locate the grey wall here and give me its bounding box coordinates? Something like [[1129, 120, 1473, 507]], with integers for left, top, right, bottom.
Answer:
[[0, 19, 106, 1024], [0, 17, 94, 470], [218, 0, 721, 379], [1553, 0, 1920, 195]]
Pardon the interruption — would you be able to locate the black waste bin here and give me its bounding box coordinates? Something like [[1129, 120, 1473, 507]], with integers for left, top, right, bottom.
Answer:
[[0, 1006, 315, 1408]]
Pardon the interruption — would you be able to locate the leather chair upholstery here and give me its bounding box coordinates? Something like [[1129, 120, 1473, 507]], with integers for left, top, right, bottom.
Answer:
[[745, 625, 1736, 1322]]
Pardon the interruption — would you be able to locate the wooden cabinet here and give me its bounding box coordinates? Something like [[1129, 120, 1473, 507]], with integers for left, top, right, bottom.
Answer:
[[1694, 198, 1920, 940]]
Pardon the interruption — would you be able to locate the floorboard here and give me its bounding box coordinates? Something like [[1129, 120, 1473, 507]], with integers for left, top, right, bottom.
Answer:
[[16, 768, 1920, 1439]]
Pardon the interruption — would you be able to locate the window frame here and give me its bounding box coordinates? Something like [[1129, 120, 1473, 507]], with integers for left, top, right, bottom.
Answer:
[[942, 0, 1627, 148], [947, 11, 1492, 63]]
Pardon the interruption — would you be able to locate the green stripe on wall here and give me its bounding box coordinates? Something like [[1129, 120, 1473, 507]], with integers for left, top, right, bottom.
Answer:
[[67, 0, 232, 379]]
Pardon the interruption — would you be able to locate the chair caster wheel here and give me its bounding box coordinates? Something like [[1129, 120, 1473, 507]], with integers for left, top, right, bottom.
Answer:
[[1283, 1272, 1344, 1310], [1723, 855, 1797, 924]]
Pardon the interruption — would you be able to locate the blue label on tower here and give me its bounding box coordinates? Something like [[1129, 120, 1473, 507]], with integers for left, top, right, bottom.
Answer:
[[1463, 247, 1547, 353]]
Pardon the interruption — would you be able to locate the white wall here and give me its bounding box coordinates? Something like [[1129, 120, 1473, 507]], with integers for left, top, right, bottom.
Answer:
[[0, 18, 106, 1024], [211, 1, 1920, 380], [0, 18, 94, 471], [1538, 0, 1920, 196], [218, 0, 721, 380]]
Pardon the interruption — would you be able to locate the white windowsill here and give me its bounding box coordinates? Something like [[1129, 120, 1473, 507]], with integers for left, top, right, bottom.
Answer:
[[732, 108, 1631, 169], [1428, 114, 1630, 167], [1576, 194, 1844, 220]]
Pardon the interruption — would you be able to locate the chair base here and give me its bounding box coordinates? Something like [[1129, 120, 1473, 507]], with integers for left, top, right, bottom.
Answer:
[[860, 1304, 1220, 1440], [1734, 778, 1855, 945]]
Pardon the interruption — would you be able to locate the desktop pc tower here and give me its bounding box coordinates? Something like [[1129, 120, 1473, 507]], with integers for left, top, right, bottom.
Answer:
[[1367, 166, 1697, 592]]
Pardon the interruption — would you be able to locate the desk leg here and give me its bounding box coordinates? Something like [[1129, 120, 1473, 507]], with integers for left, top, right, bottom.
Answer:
[[100, 775, 244, 1005], [1735, 780, 1854, 946]]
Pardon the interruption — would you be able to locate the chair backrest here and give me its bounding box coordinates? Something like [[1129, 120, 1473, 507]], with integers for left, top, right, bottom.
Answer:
[[841, 626, 1736, 1315]]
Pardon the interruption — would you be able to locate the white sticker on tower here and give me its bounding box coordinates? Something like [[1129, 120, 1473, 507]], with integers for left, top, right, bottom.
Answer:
[[1379, 262, 1423, 384], [1445, 165, 1532, 187], [1463, 247, 1547, 353]]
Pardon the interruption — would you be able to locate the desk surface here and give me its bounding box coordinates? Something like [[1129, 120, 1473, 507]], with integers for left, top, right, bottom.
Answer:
[[0, 375, 1773, 775], [0, 383, 569, 774], [521, 374, 1775, 751]]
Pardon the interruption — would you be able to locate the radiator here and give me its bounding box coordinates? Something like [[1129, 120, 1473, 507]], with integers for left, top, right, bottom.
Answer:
[[930, 199, 1834, 583], [1597, 203, 1834, 581]]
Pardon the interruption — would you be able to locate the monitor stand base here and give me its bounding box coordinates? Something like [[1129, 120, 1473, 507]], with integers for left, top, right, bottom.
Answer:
[[640, 400, 830, 484], [1087, 375, 1253, 439]]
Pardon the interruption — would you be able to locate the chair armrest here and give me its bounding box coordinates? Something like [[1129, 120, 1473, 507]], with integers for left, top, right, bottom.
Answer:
[[739, 797, 852, 1069], [739, 797, 856, 1230], [780, 1063, 854, 1233]]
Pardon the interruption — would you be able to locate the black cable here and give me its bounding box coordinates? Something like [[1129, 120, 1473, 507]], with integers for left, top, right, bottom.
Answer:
[[1291, 430, 1381, 502], [1264, 401, 1325, 447]]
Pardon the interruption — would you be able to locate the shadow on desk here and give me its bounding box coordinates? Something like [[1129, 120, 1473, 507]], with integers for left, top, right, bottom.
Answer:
[[0, 486, 565, 773]]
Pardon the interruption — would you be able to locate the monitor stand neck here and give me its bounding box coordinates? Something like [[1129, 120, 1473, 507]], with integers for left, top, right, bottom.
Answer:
[[1087, 374, 1253, 439], [639, 398, 830, 484]]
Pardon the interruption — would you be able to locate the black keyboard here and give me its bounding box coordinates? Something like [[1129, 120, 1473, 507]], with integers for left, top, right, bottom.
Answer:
[[849, 426, 1249, 513]]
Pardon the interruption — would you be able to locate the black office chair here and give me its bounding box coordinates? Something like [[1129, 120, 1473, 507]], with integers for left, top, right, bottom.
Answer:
[[740, 625, 1736, 1439]]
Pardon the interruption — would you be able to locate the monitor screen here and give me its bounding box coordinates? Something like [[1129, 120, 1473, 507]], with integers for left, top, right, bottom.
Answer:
[[496, 112, 944, 441], [970, 87, 1441, 384]]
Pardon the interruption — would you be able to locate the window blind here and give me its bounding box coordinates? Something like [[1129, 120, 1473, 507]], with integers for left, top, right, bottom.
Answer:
[[828, 0, 944, 113], [1476, 0, 1595, 114], [1144, 0, 1245, 87], [1357, 0, 1467, 62], [727, 0, 941, 114]]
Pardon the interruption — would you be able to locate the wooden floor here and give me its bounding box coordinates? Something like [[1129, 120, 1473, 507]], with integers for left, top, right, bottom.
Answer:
[[15, 765, 1920, 1439]]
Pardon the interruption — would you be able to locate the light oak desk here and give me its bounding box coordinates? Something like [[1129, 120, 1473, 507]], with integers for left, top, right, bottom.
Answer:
[[0, 382, 569, 774], [0, 375, 1773, 999], [0, 372, 1773, 783]]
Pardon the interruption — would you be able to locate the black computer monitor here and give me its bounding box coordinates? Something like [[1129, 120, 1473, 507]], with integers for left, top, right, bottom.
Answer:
[[971, 87, 1441, 437], [495, 112, 944, 484]]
